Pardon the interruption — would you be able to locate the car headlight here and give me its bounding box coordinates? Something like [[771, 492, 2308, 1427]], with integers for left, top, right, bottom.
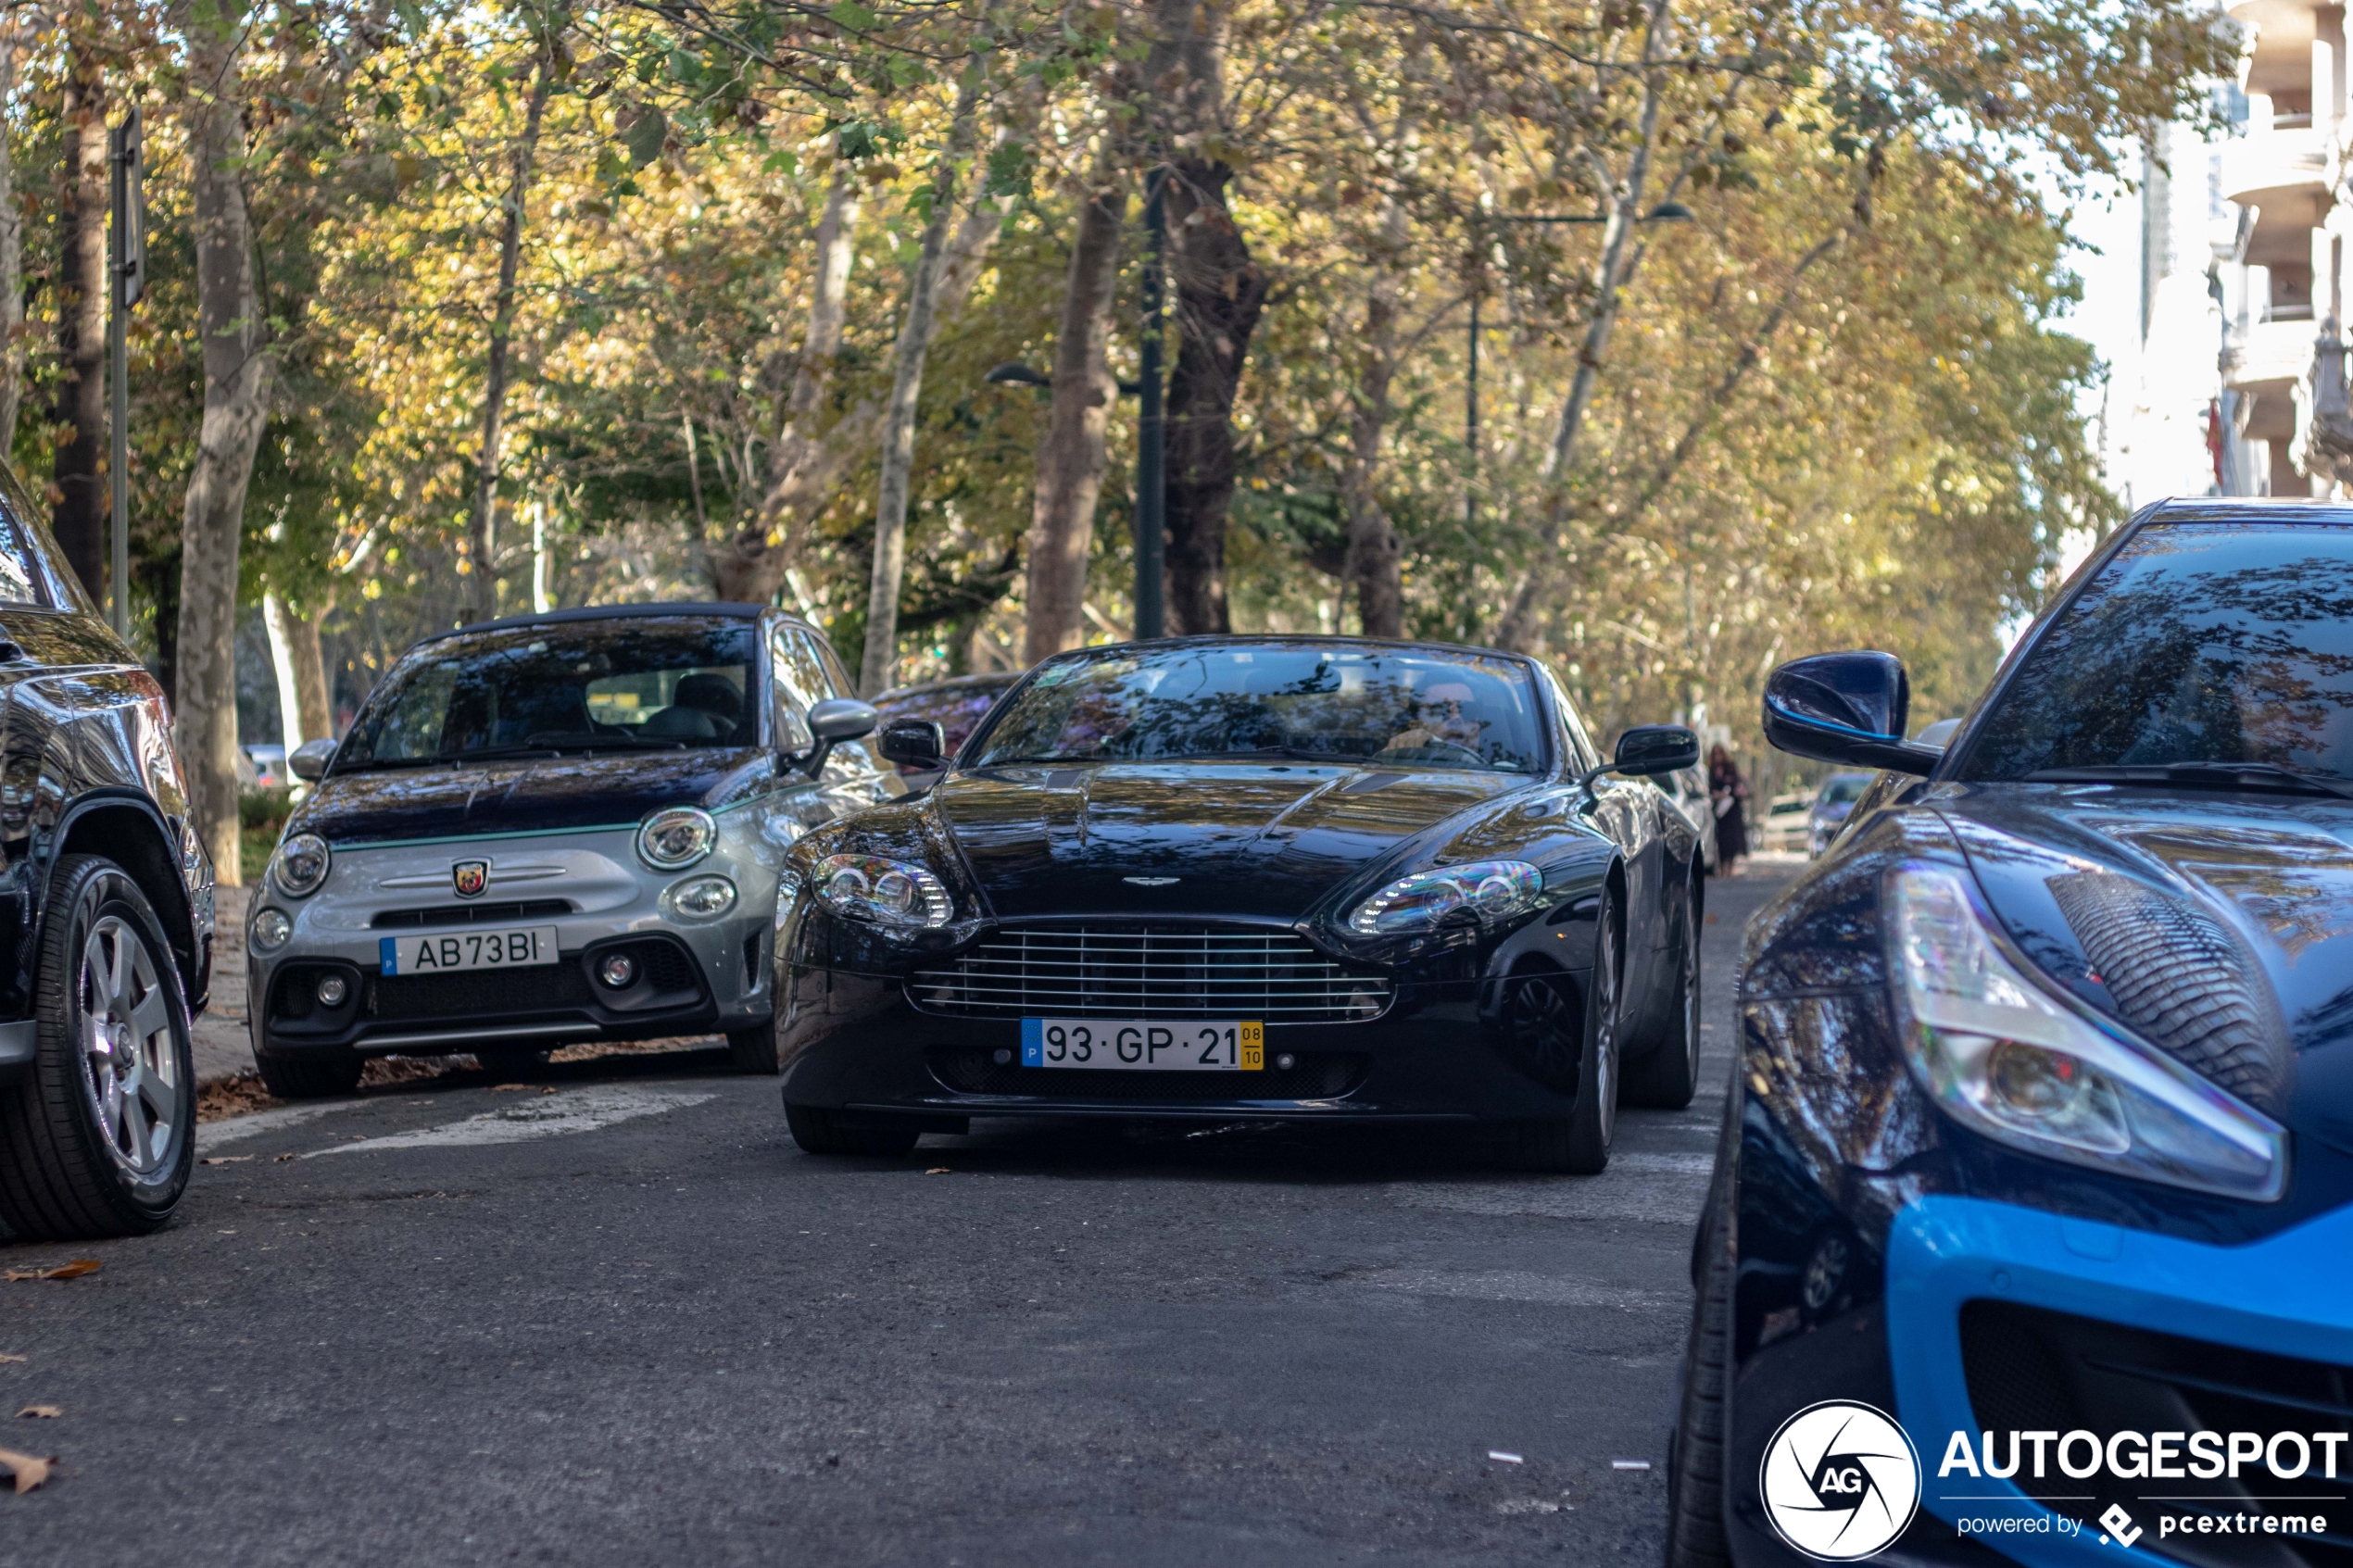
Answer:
[[815, 853, 951, 930], [1346, 859, 1543, 935], [270, 833, 332, 897], [638, 807, 716, 870], [665, 874, 737, 921], [250, 907, 292, 952], [1885, 864, 2286, 1202]]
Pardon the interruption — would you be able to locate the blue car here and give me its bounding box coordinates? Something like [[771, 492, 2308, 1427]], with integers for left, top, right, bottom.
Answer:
[[1666, 498, 2353, 1567]]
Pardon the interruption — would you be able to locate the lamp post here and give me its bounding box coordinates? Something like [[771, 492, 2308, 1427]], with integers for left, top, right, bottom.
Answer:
[[1465, 201, 1692, 533], [107, 107, 146, 641]]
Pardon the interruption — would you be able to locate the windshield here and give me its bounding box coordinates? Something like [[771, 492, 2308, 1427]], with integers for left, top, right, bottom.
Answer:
[[1960, 521, 2353, 781], [970, 643, 1548, 772], [340, 617, 760, 769]]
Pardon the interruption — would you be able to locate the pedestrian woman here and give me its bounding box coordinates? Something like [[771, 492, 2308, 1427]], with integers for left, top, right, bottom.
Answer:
[[1708, 744, 1750, 876]]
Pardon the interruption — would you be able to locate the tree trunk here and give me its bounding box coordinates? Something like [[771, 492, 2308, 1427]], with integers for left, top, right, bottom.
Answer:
[[1022, 169, 1125, 662], [857, 80, 981, 696], [52, 44, 107, 601], [1491, 0, 1674, 653], [262, 589, 334, 749], [1340, 208, 1407, 637], [463, 45, 553, 622], [177, 21, 272, 886], [1146, 0, 1262, 635], [0, 19, 24, 460]]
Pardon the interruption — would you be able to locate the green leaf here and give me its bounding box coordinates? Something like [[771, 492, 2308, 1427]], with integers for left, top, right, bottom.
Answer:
[[827, 0, 877, 30], [623, 108, 668, 169]]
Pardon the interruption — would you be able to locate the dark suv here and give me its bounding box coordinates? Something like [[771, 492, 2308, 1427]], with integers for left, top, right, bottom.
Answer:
[[0, 465, 216, 1240]]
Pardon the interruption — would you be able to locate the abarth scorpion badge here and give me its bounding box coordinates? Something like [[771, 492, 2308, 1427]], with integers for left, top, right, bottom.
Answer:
[[452, 859, 489, 898]]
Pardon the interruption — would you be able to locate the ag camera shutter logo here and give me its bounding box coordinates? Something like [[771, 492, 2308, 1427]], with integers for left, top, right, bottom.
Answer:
[[1760, 1399, 1922, 1561]]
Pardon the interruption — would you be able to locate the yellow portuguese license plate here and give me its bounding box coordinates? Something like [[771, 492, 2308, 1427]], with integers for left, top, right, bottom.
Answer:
[[1019, 1019, 1264, 1071]]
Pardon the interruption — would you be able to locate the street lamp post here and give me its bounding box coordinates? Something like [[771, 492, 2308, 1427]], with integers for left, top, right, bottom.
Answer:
[[107, 107, 146, 642]]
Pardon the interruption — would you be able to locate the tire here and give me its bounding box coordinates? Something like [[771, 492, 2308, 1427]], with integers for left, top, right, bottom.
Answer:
[[784, 1100, 920, 1157], [1664, 1144, 1735, 1568], [254, 1049, 363, 1100], [1623, 872, 1702, 1110], [727, 1024, 778, 1075], [1495, 895, 1621, 1174], [0, 855, 197, 1240]]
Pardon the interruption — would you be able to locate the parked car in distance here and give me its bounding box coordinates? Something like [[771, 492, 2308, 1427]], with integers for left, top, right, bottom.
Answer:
[[245, 602, 897, 1098], [0, 460, 216, 1240], [1658, 762, 1721, 875], [775, 635, 1706, 1173], [1757, 788, 1812, 853], [1667, 499, 2353, 1565], [1804, 770, 1874, 857], [869, 672, 1020, 788], [242, 743, 288, 790]]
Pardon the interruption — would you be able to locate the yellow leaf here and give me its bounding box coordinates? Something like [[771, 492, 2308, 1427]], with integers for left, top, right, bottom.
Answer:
[[0, 1447, 51, 1492]]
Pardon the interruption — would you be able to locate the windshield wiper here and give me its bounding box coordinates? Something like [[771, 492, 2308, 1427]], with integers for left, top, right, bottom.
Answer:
[[2026, 762, 2353, 800]]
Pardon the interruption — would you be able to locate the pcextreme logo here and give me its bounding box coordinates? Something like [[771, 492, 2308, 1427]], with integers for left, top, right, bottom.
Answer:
[[1759, 1400, 1923, 1562]]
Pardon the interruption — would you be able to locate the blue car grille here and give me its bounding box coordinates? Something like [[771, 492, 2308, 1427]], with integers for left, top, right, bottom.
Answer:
[[907, 924, 1391, 1022]]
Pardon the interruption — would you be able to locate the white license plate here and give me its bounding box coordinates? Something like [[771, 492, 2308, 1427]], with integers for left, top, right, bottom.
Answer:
[[378, 926, 558, 977], [1020, 1019, 1264, 1071]]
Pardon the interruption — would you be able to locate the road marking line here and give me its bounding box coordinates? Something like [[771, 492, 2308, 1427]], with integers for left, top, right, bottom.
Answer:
[[305, 1086, 717, 1156], [196, 1100, 370, 1155]]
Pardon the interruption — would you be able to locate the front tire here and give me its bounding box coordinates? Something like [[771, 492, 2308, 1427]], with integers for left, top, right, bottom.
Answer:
[[785, 1100, 920, 1157], [0, 855, 197, 1240], [1623, 872, 1702, 1110], [1664, 1145, 1735, 1567], [1495, 895, 1621, 1174]]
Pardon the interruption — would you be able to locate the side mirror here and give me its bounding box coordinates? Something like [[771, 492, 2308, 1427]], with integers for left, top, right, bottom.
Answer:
[[878, 718, 946, 771], [288, 738, 337, 782], [1762, 652, 1942, 776], [797, 697, 878, 778], [1608, 724, 1700, 778]]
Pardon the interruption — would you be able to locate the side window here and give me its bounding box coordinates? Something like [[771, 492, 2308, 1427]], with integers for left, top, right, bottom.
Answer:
[[0, 480, 54, 608], [792, 628, 881, 777], [767, 628, 820, 752], [798, 629, 854, 698], [1545, 669, 1602, 774]]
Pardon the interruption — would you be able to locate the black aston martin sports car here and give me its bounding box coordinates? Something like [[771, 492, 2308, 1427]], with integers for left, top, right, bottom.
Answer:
[[767, 635, 1705, 1171], [1667, 499, 2353, 1567]]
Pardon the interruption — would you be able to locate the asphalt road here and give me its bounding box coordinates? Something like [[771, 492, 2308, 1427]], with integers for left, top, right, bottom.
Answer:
[[0, 865, 1797, 1567]]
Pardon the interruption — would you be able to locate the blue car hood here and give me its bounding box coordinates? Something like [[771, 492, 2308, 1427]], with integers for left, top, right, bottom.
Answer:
[[292, 749, 768, 847], [1937, 782, 2353, 1152]]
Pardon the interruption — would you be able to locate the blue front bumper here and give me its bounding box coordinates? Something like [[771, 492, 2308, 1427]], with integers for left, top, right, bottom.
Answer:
[[1885, 1194, 2353, 1566]]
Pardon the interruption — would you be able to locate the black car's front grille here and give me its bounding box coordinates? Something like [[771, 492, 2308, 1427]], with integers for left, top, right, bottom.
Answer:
[[1961, 1299, 2353, 1562], [364, 963, 597, 1022], [907, 924, 1391, 1022], [371, 899, 572, 929], [927, 1047, 1368, 1100]]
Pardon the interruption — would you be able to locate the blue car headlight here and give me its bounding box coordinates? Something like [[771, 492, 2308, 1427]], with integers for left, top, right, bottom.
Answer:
[[1346, 859, 1543, 936], [815, 853, 952, 930], [1886, 864, 2286, 1202]]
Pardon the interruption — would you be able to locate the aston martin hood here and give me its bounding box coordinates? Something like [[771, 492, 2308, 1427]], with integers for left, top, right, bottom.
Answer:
[[1941, 783, 2353, 1148], [937, 761, 1524, 920], [294, 749, 765, 846]]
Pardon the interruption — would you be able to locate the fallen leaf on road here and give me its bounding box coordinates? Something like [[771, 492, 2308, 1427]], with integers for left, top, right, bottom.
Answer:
[[0, 1447, 51, 1492], [925, 1167, 951, 1175], [0, 1355, 22, 1364], [272, 1154, 297, 1163], [15, 1407, 57, 1419], [200, 1156, 252, 1166], [3, 1262, 98, 1283], [490, 1084, 533, 1092]]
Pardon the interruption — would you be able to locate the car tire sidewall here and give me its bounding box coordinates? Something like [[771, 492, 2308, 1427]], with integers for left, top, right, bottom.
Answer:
[[43, 859, 196, 1220]]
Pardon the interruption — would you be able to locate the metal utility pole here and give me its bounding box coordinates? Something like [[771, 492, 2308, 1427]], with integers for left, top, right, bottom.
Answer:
[[107, 107, 145, 641], [1466, 282, 1478, 533], [1134, 169, 1167, 641]]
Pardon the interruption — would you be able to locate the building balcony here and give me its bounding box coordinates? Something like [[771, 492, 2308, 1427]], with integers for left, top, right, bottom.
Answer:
[[2220, 126, 2329, 211], [2227, 316, 2322, 391]]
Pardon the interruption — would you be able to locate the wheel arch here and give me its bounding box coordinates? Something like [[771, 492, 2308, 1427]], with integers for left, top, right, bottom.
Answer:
[[44, 794, 203, 1002]]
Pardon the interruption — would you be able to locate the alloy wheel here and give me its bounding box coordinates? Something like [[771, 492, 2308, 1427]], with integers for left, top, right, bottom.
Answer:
[[77, 914, 181, 1174]]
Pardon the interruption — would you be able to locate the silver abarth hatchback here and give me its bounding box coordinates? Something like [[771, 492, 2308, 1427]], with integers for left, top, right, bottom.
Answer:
[[244, 604, 895, 1097]]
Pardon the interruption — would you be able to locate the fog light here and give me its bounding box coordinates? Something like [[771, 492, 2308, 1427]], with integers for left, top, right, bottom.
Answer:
[[992, 1048, 1013, 1066], [251, 908, 292, 951], [1275, 1052, 1297, 1071], [316, 973, 348, 1008], [667, 874, 737, 921], [597, 952, 638, 989]]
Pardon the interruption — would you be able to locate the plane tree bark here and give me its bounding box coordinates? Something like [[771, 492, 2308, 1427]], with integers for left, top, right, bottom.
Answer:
[[52, 42, 107, 601]]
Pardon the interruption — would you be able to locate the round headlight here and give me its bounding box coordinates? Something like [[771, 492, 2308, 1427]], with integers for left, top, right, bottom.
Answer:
[[666, 874, 737, 921], [250, 907, 292, 952], [271, 834, 332, 897], [814, 853, 952, 930], [637, 807, 716, 870]]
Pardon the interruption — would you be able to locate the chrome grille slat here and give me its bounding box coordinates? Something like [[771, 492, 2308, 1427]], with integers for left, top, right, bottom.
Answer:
[[908, 923, 1391, 1023]]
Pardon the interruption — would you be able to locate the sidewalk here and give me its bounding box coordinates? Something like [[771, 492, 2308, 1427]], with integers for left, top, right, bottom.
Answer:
[[193, 884, 256, 1087]]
